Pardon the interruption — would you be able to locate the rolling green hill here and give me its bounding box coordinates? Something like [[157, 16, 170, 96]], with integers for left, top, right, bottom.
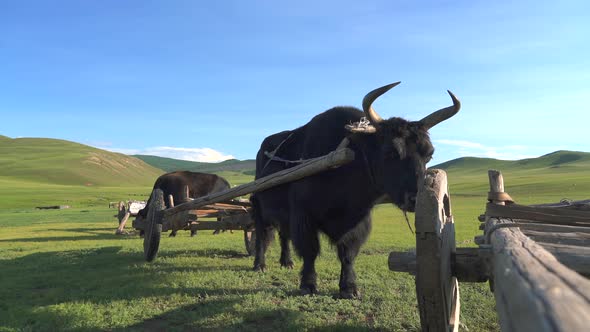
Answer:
[[433, 150, 590, 204], [1, 133, 588, 205], [433, 150, 590, 173], [134, 154, 256, 175], [0, 136, 164, 186]]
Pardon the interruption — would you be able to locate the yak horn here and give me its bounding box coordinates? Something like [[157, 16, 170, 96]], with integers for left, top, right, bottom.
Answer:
[[362, 82, 401, 126], [419, 90, 461, 129]]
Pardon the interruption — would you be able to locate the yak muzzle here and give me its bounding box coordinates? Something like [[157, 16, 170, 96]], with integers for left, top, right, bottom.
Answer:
[[403, 193, 417, 213]]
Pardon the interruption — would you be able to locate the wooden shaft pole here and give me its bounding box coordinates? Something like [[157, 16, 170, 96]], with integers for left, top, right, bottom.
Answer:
[[116, 212, 131, 233], [163, 147, 355, 216]]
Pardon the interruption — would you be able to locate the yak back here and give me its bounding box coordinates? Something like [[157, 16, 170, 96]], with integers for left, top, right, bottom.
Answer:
[[139, 171, 230, 217]]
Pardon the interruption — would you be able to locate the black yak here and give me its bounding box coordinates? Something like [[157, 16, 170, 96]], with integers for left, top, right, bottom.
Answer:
[[138, 171, 231, 236], [252, 82, 460, 298]]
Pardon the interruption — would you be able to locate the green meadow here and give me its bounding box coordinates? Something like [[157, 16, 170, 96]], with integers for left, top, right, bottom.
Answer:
[[1, 138, 588, 331], [0, 181, 499, 332]]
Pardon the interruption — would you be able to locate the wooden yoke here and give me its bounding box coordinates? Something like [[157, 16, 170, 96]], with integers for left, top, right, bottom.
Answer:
[[163, 146, 355, 216]]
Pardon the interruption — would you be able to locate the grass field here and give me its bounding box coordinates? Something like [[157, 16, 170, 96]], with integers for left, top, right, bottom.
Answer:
[[0, 204, 498, 331], [1, 150, 589, 331]]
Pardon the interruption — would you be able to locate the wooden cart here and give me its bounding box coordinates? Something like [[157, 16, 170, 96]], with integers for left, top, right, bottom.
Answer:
[[389, 169, 590, 331], [133, 143, 355, 261], [114, 200, 146, 235], [132, 195, 257, 254]]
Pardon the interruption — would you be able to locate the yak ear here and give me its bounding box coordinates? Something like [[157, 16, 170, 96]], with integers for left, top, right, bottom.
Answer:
[[393, 137, 406, 159]]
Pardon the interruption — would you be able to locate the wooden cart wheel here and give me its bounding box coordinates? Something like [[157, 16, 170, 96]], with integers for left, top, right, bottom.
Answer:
[[244, 230, 256, 256], [144, 189, 164, 262], [414, 169, 460, 332]]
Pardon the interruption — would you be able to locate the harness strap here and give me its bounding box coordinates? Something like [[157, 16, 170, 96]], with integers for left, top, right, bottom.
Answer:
[[263, 153, 305, 164], [262, 136, 351, 172], [262, 133, 294, 172]]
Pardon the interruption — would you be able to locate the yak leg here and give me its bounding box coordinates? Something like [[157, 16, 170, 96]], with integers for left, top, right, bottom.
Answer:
[[336, 215, 370, 299], [299, 244, 319, 296], [251, 195, 275, 272], [278, 230, 294, 269], [336, 242, 361, 299], [292, 212, 319, 295], [253, 225, 274, 272]]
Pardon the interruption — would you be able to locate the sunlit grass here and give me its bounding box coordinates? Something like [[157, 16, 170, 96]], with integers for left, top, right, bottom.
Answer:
[[0, 198, 499, 331]]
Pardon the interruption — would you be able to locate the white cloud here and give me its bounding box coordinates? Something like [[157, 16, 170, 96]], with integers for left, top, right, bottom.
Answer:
[[98, 146, 235, 163], [434, 139, 486, 149], [434, 139, 538, 161]]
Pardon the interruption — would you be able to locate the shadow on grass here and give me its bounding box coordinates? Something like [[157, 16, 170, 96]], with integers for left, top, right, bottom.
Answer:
[[0, 246, 350, 331], [0, 244, 383, 331], [0, 234, 123, 243], [0, 227, 140, 243], [114, 303, 300, 332], [158, 248, 251, 260], [118, 305, 376, 332]]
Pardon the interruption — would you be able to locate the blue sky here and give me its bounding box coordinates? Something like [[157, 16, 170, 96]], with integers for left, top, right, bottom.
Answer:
[[1, 1, 588, 165]]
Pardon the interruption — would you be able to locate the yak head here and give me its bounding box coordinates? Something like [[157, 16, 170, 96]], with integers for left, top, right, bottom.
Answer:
[[346, 82, 460, 212]]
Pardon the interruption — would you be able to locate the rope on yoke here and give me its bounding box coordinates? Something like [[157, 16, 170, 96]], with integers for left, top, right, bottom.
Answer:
[[487, 191, 514, 204]]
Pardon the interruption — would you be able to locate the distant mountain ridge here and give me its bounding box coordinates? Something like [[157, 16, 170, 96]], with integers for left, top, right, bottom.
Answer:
[[0, 136, 163, 186], [137, 150, 590, 179], [1, 134, 588, 188], [134, 155, 256, 175], [433, 150, 590, 172]]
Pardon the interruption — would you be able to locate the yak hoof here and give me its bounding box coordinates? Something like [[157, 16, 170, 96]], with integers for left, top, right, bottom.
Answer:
[[280, 260, 294, 269], [169, 232, 176, 237], [190, 231, 197, 237], [300, 284, 318, 296], [253, 264, 266, 272], [338, 288, 361, 300]]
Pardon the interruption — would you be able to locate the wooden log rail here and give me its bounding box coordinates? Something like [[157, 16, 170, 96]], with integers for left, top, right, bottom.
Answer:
[[388, 247, 488, 283], [389, 168, 590, 332], [484, 170, 590, 331], [485, 202, 590, 226]]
